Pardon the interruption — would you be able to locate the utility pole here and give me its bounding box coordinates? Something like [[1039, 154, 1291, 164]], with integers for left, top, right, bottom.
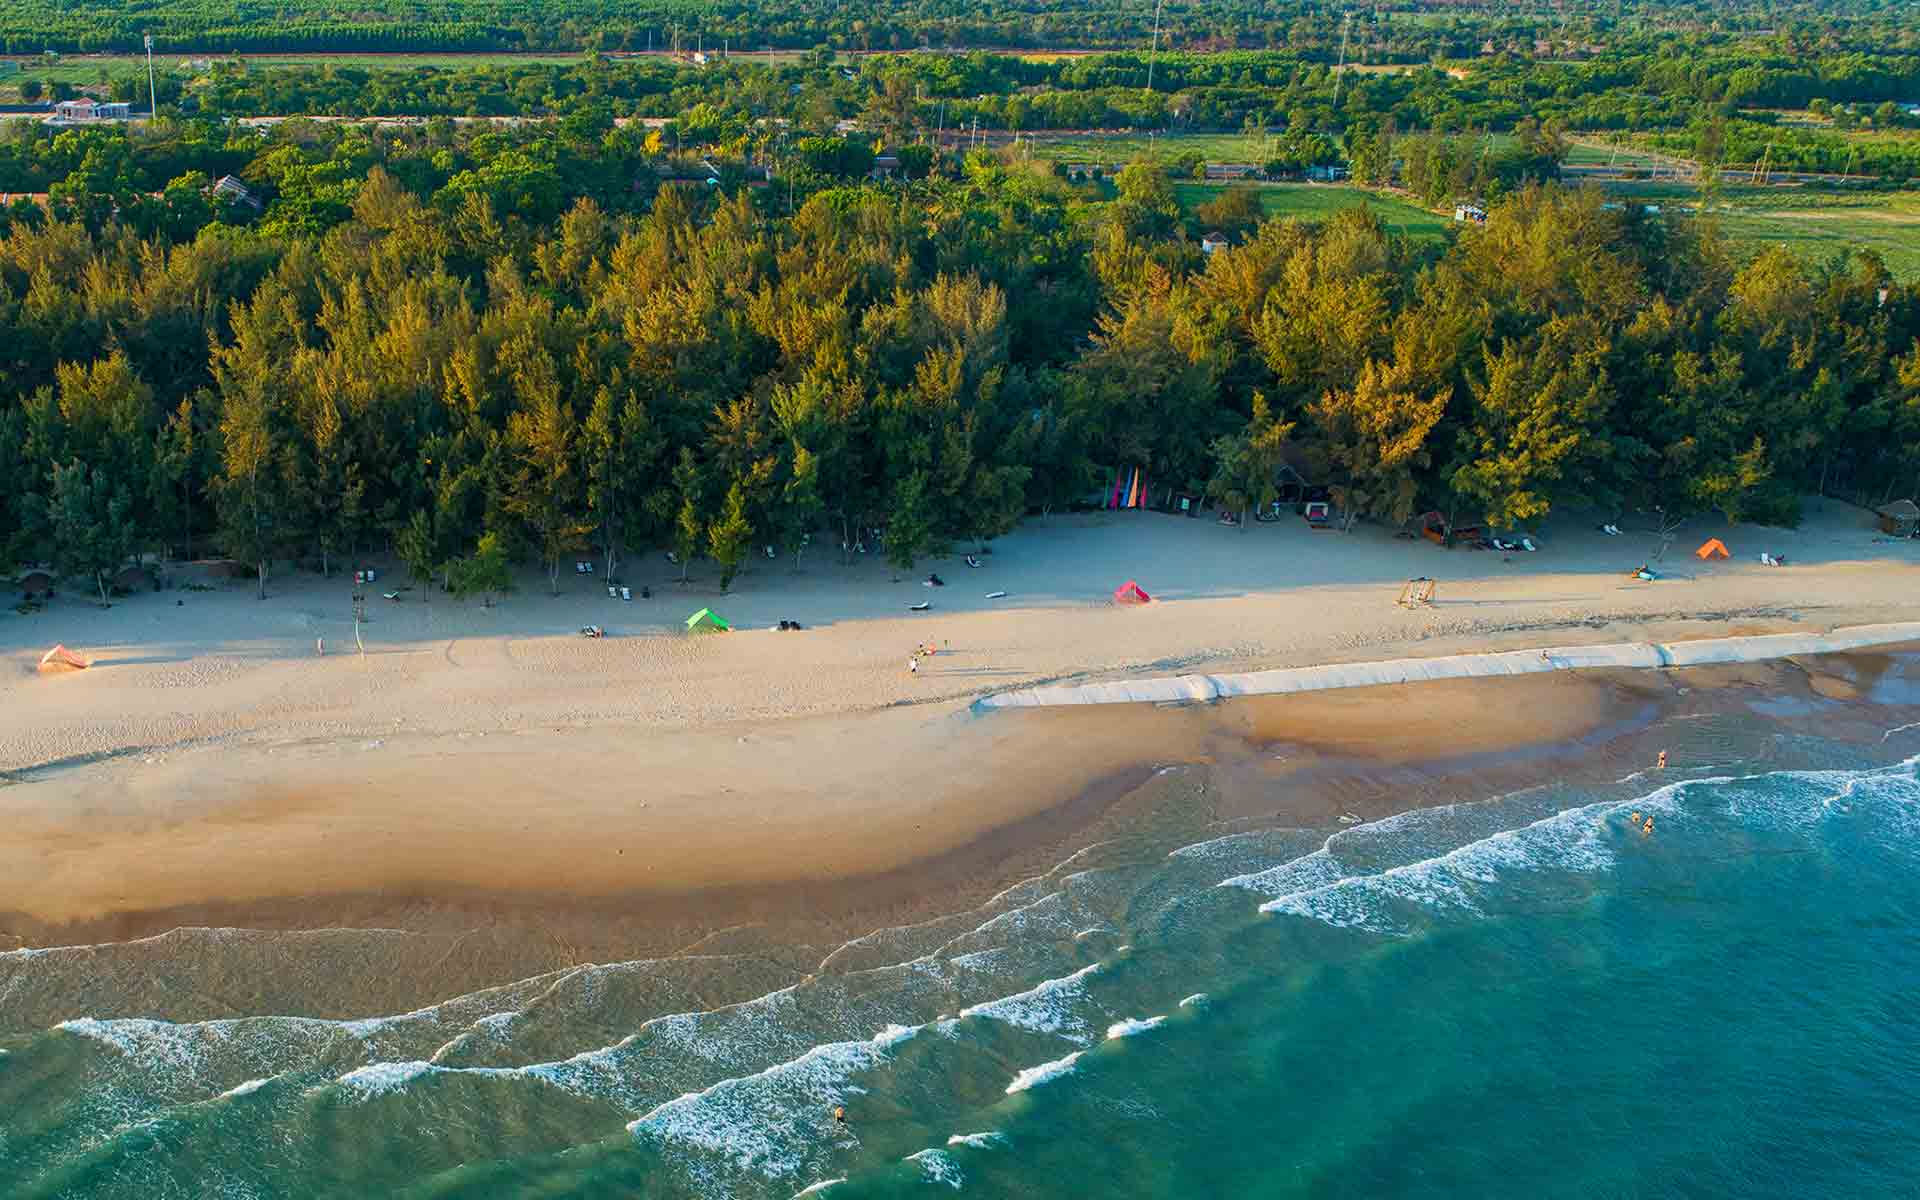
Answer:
[[1333, 12, 1353, 107], [1145, 0, 1166, 93], [144, 34, 157, 118]]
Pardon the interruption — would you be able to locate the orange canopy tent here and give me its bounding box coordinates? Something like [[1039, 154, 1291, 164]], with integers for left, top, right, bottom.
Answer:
[[1695, 538, 1730, 560], [38, 644, 89, 671], [1113, 581, 1152, 605]]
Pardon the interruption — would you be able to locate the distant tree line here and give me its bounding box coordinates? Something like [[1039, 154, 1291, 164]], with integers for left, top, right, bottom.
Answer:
[[2, 0, 1918, 60]]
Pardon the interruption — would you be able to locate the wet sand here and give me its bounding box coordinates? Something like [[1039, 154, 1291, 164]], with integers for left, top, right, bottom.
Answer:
[[9, 650, 1916, 1032]]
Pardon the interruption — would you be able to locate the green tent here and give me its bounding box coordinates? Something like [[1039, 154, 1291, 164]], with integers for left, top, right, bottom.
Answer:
[[685, 608, 730, 632]]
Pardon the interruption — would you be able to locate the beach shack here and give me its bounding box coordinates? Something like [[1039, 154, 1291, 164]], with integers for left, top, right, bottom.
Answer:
[[1876, 499, 1919, 537]]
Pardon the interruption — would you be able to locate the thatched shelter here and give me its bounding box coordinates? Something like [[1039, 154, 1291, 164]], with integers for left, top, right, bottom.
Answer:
[[1877, 499, 1919, 537]]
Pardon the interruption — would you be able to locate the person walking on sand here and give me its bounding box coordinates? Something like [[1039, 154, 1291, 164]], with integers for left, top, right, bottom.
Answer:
[[1657, 750, 1668, 770], [909, 655, 918, 676]]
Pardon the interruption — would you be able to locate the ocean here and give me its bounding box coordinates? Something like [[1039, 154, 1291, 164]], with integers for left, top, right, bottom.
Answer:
[[4, 695, 1919, 1198]]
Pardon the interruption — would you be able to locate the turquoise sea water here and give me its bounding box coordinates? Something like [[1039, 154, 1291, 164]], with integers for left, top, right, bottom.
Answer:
[[4, 716, 1919, 1198]]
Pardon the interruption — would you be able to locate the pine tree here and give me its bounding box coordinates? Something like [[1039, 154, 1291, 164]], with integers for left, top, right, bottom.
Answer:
[[671, 448, 704, 583], [48, 461, 133, 604], [150, 397, 202, 560], [885, 471, 937, 577], [506, 388, 589, 594], [1310, 361, 1448, 532], [708, 480, 753, 593], [299, 397, 363, 577], [397, 509, 440, 600], [449, 531, 514, 608], [1206, 393, 1294, 529], [215, 387, 286, 600]]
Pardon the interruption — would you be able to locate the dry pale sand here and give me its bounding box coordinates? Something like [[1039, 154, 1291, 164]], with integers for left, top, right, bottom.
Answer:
[[3, 503, 1917, 949]]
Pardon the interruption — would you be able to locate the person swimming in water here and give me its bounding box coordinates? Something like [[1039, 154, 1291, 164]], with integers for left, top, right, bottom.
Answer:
[[1642, 817, 1655, 835]]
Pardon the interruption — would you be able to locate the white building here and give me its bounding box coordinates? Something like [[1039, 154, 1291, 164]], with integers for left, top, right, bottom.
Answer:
[[52, 98, 132, 121]]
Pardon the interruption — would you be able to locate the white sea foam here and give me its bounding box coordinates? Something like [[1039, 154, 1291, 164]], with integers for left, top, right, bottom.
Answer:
[[1179, 993, 1207, 1008], [337, 1060, 435, 1097], [626, 1023, 923, 1184], [1253, 776, 1733, 932], [217, 1077, 272, 1100], [947, 1131, 1006, 1149], [1105, 1016, 1165, 1040], [790, 1179, 845, 1197], [1005, 1050, 1083, 1094], [907, 1148, 964, 1189], [958, 962, 1103, 1042]]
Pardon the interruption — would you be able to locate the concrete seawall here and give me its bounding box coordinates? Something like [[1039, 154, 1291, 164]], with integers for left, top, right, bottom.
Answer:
[[975, 622, 1920, 711]]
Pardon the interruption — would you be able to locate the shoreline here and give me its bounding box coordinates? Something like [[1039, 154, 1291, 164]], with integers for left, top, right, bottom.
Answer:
[[6, 648, 1919, 1032], [4, 511, 1919, 1018], [978, 623, 1920, 708], [0, 666, 1652, 945]]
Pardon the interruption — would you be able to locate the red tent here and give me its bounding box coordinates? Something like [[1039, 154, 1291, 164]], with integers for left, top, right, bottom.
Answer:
[[38, 644, 89, 671], [1113, 581, 1152, 605]]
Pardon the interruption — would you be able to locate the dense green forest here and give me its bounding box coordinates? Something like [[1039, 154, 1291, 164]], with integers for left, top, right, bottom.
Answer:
[[4, 3, 1920, 597], [0, 0, 1912, 56], [8, 0, 1917, 56], [2, 101, 1917, 599]]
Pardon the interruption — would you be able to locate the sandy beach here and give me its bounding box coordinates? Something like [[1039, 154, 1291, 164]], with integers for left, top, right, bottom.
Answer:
[[5, 504, 1918, 978]]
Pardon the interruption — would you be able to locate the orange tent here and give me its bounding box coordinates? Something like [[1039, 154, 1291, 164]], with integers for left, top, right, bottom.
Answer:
[[1695, 538, 1730, 560], [1113, 581, 1152, 605], [38, 644, 89, 671]]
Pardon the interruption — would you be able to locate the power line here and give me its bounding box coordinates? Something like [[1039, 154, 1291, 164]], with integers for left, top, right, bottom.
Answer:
[[1145, 0, 1165, 93]]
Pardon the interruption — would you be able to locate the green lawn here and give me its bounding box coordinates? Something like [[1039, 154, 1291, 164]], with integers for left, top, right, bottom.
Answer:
[[1174, 181, 1452, 241], [1712, 195, 1920, 280], [1591, 181, 1920, 279], [1017, 130, 1280, 165], [1562, 139, 1675, 169]]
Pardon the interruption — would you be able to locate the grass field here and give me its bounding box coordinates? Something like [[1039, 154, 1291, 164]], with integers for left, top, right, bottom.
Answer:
[[1015, 130, 1279, 165], [1593, 181, 1920, 279], [1172, 181, 1452, 241], [1711, 189, 1920, 279], [1562, 139, 1679, 169]]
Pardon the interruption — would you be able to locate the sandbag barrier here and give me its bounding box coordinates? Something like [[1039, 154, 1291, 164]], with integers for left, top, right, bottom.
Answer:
[[975, 623, 1920, 711]]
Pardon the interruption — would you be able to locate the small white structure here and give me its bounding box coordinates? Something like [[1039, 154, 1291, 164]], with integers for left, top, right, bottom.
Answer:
[[52, 98, 132, 121], [211, 174, 263, 211], [1200, 231, 1230, 255], [1453, 203, 1488, 224]]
